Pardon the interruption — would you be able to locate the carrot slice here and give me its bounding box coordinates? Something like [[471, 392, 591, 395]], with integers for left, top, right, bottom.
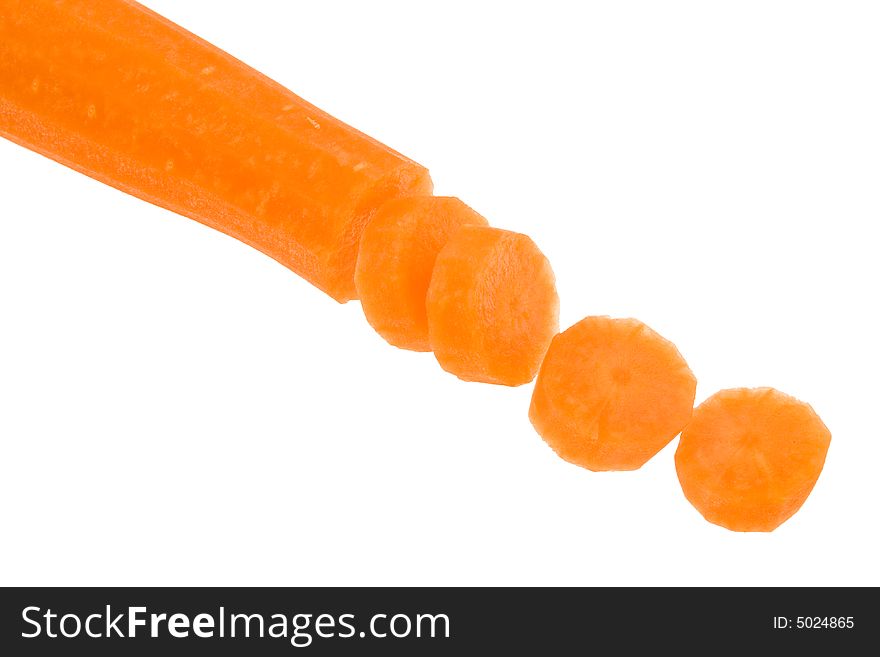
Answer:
[[426, 225, 558, 386], [355, 196, 488, 352], [0, 0, 431, 302], [675, 387, 831, 532], [529, 316, 697, 471]]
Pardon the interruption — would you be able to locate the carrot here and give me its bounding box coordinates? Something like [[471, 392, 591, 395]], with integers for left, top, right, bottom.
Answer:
[[354, 196, 488, 351], [0, 0, 431, 302], [529, 316, 696, 471], [426, 225, 558, 386], [675, 387, 831, 532]]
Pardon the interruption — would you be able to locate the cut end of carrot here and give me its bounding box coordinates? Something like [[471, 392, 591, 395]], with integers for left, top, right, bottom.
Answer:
[[330, 167, 434, 303], [354, 195, 487, 350], [426, 225, 559, 386], [675, 387, 831, 532], [529, 316, 697, 472]]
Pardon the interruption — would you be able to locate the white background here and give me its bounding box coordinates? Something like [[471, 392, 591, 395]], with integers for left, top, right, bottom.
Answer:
[[1, 1, 878, 586]]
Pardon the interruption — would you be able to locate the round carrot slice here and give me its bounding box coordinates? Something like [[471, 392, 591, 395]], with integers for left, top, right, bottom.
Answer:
[[529, 316, 697, 471], [426, 225, 558, 386], [355, 196, 488, 351], [675, 387, 831, 532]]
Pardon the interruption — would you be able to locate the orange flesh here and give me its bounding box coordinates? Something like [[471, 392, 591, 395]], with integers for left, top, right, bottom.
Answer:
[[0, 0, 432, 302], [675, 387, 831, 532], [355, 196, 488, 351], [426, 225, 559, 386], [529, 316, 697, 471]]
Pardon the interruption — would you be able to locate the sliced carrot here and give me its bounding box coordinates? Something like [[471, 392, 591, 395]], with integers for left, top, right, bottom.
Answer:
[[355, 196, 488, 351], [0, 0, 431, 302], [675, 387, 831, 532], [529, 316, 696, 471], [426, 225, 558, 386]]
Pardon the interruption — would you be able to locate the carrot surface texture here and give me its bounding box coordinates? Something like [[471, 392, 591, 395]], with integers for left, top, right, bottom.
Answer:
[[529, 316, 697, 471], [0, 0, 431, 302], [675, 387, 831, 532], [426, 226, 559, 386], [355, 197, 488, 352]]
